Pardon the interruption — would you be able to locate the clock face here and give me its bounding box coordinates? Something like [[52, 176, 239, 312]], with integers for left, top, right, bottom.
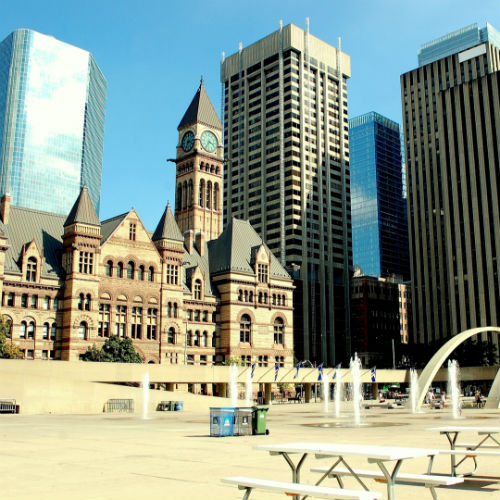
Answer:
[[201, 130, 217, 153], [181, 131, 194, 152]]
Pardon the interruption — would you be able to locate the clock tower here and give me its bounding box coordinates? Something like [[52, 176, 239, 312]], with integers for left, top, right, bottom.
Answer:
[[174, 80, 223, 242]]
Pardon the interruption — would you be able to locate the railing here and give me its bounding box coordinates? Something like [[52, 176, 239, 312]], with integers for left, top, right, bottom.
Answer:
[[103, 399, 134, 413], [0, 399, 17, 414]]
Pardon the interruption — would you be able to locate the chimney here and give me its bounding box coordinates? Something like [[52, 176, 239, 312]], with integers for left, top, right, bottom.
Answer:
[[195, 232, 205, 256], [184, 230, 194, 254], [0, 194, 10, 224]]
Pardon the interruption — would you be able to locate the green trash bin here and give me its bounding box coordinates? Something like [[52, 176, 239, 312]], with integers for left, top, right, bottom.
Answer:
[[252, 405, 269, 435]]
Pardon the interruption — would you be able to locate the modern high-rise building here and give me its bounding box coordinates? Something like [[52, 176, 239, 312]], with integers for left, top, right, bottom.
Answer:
[[0, 29, 106, 215], [401, 23, 500, 346], [349, 112, 409, 280], [221, 22, 352, 365]]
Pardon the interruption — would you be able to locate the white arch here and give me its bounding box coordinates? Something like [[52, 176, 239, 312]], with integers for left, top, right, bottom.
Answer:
[[413, 326, 500, 411], [485, 367, 500, 409]]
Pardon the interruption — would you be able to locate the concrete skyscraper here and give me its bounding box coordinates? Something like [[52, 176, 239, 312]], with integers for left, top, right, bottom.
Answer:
[[349, 112, 409, 281], [0, 29, 106, 215], [401, 23, 500, 346], [221, 22, 352, 365]]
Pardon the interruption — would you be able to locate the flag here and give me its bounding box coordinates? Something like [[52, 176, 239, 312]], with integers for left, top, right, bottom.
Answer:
[[331, 363, 341, 380], [293, 362, 300, 379], [317, 364, 323, 381], [251, 363, 256, 379], [370, 367, 376, 383], [274, 363, 280, 381]]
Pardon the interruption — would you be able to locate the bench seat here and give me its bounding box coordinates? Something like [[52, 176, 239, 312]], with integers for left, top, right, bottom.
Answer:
[[454, 442, 500, 449], [438, 449, 500, 456], [221, 476, 381, 500]]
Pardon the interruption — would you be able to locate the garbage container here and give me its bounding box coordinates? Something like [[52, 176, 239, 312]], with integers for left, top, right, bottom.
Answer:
[[210, 407, 235, 437], [234, 407, 253, 436], [252, 405, 269, 435], [174, 401, 184, 411]]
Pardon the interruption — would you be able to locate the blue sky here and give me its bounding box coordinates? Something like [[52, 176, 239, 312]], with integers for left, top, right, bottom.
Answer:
[[2, 1, 499, 229]]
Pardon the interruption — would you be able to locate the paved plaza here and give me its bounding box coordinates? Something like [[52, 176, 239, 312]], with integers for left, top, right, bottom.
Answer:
[[1, 402, 499, 500]]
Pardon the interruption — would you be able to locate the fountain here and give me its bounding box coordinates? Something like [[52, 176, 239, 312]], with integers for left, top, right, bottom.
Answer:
[[334, 366, 343, 418], [229, 364, 238, 407], [349, 353, 363, 426], [245, 368, 252, 406], [142, 372, 150, 420], [409, 368, 419, 413], [322, 373, 329, 413], [447, 359, 462, 419]]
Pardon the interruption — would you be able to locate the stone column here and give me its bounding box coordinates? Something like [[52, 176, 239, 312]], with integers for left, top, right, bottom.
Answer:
[[305, 383, 312, 403]]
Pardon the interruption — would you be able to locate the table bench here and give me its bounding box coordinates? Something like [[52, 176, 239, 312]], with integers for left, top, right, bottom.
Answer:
[[311, 466, 463, 500], [221, 476, 381, 500], [436, 449, 500, 476]]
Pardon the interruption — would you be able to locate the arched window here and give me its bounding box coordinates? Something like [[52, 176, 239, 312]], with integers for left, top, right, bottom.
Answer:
[[78, 321, 88, 340], [238, 289, 243, 301], [194, 331, 200, 346], [167, 302, 172, 318], [43, 322, 49, 339], [85, 294, 91, 311], [206, 181, 212, 209], [27, 321, 35, 340], [173, 303, 178, 318], [258, 292, 263, 304], [20, 321, 27, 339], [26, 257, 37, 282], [138, 265, 145, 281], [182, 181, 188, 210], [249, 291, 253, 302], [148, 266, 154, 282], [127, 261, 135, 279], [272, 294, 276, 305], [277, 294, 281, 306], [274, 317, 284, 345], [50, 323, 57, 340], [193, 279, 202, 300], [213, 183, 219, 211], [117, 262, 124, 278], [244, 290, 248, 302], [240, 314, 251, 344], [188, 179, 193, 207], [167, 327, 175, 344], [187, 330, 192, 346], [264, 293, 268, 304], [105, 260, 113, 277], [282, 295, 286, 306], [78, 293, 84, 310], [199, 179, 205, 207], [202, 331, 208, 347]]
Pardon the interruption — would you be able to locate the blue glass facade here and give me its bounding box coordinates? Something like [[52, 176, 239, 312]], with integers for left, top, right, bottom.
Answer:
[[349, 112, 409, 280], [418, 23, 500, 66], [0, 29, 106, 215]]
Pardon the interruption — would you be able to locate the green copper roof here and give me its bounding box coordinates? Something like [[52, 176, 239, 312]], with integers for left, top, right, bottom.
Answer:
[[64, 186, 100, 227], [207, 218, 290, 279], [178, 82, 222, 131], [152, 204, 183, 242]]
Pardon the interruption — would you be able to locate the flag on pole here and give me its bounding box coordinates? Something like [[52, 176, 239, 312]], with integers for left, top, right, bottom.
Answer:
[[274, 363, 280, 381], [370, 367, 376, 383], [251, 363, 256, 379], [331, 363, 341, 380], [317, 364, 323, 381], [293, 363, 300, 379]]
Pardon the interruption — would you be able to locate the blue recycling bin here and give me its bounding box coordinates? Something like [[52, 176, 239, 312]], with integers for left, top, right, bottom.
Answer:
[[174, 401, 184, 411], [210, 407, 235, 437]]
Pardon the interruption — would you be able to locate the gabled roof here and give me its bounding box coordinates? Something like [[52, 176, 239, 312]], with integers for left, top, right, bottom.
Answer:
[[1, 206, 65, 278], [207, 218, 290, 279], [64, 186, 100, 227], [100, 213, 128, 243], [152, 204, 183, 242], [178, 81, 222, 131]]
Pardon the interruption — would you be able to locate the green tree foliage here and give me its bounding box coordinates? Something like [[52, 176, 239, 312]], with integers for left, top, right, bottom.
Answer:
[[0, 315, 22, 359], [82, 335, 143, 363]]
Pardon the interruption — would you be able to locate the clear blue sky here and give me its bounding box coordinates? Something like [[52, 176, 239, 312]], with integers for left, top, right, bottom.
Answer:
[[2, 1, 499, 229]]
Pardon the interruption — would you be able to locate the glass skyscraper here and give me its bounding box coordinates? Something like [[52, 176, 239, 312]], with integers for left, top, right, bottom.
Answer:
[[349, 112, 409, 280], [0, 29, 106, 215]]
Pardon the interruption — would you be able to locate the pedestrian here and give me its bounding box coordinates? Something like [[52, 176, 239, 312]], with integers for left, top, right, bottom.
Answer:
[[440, 392, 446, 409]]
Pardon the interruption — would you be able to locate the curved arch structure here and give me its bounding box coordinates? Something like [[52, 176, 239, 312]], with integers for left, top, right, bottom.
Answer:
[[413, 327, 500, 411], [485, 366, 500, 409]]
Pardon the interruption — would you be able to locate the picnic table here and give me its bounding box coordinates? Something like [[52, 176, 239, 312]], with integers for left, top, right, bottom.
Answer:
[[428, 426, 500, 476], [254, 441, 447, 500]]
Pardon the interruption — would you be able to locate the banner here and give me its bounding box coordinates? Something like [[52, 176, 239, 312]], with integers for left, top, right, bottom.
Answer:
[[331, 363, 341, 380], [370, 367, 376, 383], [251, 363, 256, 379], [293, 363, 300, 379], [274, 363, 280, 381], [317, 364, 323, 381]]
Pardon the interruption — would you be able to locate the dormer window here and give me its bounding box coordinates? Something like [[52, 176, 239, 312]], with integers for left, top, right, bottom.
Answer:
[[193, 279, 202, 300], [129, 223, 136, 241], [258, 263, 268, 283], [26, 257, 37, 282]]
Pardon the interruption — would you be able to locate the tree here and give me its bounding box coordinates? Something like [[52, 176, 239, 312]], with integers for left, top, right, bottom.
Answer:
[[82, 335, 144, 363], [0, 315, 22, 359]]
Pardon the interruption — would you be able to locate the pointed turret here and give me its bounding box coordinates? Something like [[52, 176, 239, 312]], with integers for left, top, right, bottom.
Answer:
[[152, 203, 183, 242], [64, 186, 100, 227], [178, 81, 222, 131]]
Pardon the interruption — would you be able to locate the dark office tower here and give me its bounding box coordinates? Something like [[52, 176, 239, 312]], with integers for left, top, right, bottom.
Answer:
[[221, 22, 353, 365], [0, 29, 106, 215], [401, 23, 500, 346], [349, 112, 409, 281]]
